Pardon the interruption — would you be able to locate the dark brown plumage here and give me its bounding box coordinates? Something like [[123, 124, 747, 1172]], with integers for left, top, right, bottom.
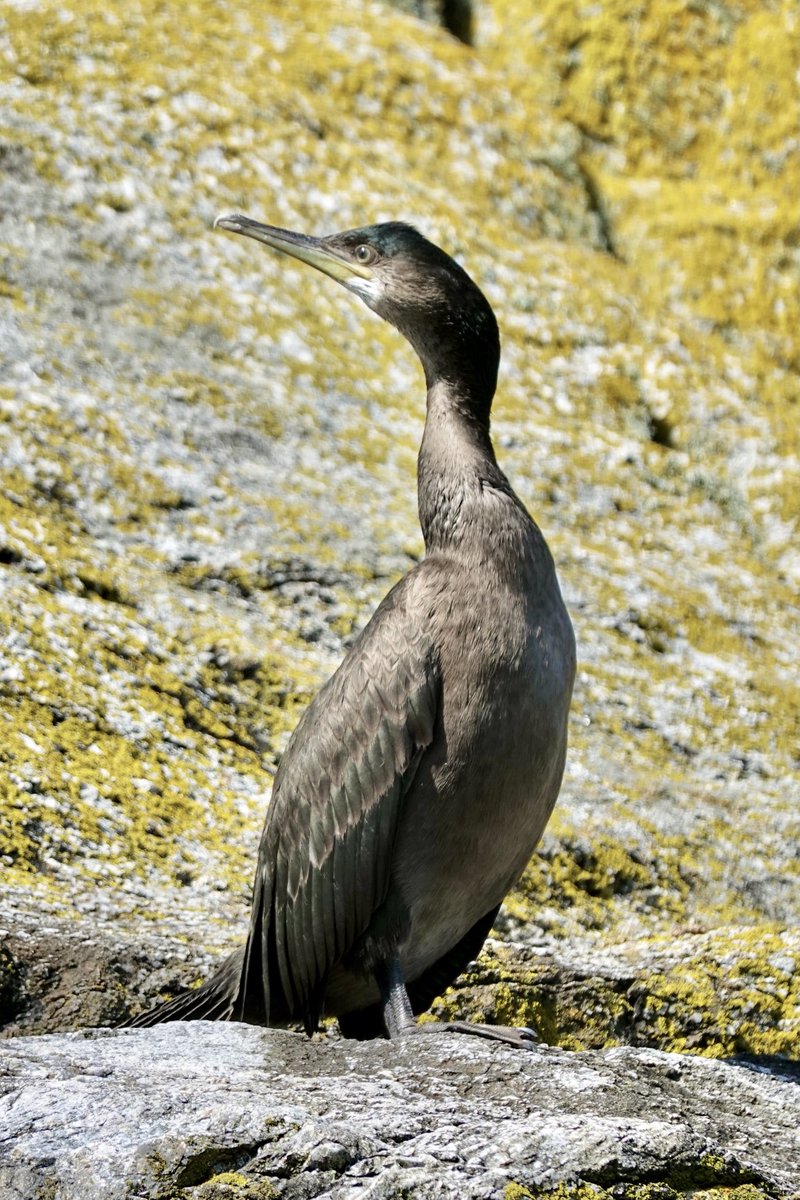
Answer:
[[129, 217, 575, 1041]]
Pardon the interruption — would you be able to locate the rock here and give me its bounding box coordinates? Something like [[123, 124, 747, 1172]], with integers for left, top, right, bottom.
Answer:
[[1, 1024, 798, 1199], [387, 0, 474, 46], [0, 0, 798, 1083], [0, 911, 217, 1037]]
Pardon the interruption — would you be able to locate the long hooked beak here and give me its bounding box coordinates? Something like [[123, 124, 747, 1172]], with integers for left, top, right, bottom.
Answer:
[[213, 213, 374, 283]]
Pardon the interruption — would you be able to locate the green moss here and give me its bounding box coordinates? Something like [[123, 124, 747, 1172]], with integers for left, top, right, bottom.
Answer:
[[0, 557, 311, 898], [137, 366, 282, 438], [503, 1159, 771, 1197], [614, 1189, 678, 1200], [432, 925, 799, 1058], [508, 1186, 608, 1200], [691, 1189, 774, 1200], [502, 818, 703, 945], [0, 277, 24, 307], [429, 937, 619, 1049], [628, 928, 800, 1059], [193, 1171, 281, 1197], [488, 0, 799, 521]]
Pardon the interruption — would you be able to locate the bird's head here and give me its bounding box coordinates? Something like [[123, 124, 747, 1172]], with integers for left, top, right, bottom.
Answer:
[[214, 214, 499, 401]]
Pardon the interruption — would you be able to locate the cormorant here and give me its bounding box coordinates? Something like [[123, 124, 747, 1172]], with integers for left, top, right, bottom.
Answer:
[[130, 215, 576, 1042]]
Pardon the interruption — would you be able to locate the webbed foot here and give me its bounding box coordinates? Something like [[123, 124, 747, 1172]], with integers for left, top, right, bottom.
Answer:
[[412, 1019, 539, 1049]]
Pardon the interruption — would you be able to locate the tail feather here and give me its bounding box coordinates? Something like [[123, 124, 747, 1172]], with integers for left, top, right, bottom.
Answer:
[[125, 947, 245, 1027]]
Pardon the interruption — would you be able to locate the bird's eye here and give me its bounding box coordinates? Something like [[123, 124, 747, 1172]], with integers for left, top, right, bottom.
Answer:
[[355, 244, 376, 264]]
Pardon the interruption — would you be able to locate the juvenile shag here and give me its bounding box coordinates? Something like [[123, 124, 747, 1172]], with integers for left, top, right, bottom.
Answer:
[[130, 215, 576, 1042]]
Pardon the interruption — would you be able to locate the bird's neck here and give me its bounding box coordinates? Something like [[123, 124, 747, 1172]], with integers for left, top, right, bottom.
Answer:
[[417, 378, 519, 556]]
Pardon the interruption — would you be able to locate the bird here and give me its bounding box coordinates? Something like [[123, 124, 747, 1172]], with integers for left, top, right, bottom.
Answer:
[[129, 214, 576, 1043]]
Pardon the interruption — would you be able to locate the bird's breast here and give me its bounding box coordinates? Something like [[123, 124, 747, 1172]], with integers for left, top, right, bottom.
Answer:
[[394, 559, 575, 977]]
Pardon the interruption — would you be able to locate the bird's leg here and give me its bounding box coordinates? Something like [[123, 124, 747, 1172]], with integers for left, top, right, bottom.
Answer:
[[374, 958, 537, 1048], [375, 957, 415, 1038]]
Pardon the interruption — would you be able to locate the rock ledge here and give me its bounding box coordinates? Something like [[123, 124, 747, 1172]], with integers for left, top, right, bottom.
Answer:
[[1, 1024, 798, 1199]]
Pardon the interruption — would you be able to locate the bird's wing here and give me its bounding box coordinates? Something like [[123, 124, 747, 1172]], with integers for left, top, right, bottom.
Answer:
[[239, 571, 440, 1028]]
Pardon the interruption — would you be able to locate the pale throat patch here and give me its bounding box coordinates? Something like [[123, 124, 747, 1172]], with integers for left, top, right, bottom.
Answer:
[[347, 276, 385, 304]]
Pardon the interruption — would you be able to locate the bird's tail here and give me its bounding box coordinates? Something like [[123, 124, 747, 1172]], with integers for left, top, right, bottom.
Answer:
[[125, 946, 245, 1027]]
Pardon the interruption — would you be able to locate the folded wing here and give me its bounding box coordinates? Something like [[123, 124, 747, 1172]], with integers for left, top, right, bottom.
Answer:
[[237, 577, 440, 1031]]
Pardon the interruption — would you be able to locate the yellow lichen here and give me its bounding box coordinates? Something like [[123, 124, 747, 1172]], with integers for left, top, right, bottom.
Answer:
[[0, 0, 797, 1033]]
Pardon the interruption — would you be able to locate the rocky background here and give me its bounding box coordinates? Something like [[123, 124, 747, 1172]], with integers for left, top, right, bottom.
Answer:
[[0, 0, 798, 1196]]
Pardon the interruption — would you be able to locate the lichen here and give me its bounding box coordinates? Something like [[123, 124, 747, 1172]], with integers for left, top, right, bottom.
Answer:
[[500, 1171, 774, 1198], [508, 1185, 609, 1200], [0, 0, 797, 1046], [433, 923, 799, 1058], [192, 1170, 280, 1198]]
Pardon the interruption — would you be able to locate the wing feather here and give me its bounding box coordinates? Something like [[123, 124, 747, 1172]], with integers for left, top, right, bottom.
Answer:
[[345, 818, 364, 948], [237, 571, 440, 1027], [273, 847, 296, 1009], [331, 836, 349, 959]]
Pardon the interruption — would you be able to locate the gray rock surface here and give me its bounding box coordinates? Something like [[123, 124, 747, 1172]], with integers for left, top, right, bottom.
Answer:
[[1, 1023, 798, 1199]]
